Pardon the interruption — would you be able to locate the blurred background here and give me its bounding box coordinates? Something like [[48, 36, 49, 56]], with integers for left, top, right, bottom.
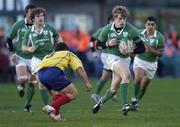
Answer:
[[0, 0, 180, 83]]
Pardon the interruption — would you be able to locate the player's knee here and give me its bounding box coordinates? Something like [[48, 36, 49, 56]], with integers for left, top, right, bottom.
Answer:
[[17, 76, 28, 85], [74, 92, 79, 99], [135, 75, 143, 84], [121, 72, 131, 82], [71, 91, 79, 100]]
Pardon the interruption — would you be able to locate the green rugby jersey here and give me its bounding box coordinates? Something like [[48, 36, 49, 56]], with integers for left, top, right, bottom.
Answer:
[[22, 24, 59, 60], [8, 19, 33, 59], [137, 29, 165, 62], [92, 27, 108, 53], [98, 22, 140, 58]]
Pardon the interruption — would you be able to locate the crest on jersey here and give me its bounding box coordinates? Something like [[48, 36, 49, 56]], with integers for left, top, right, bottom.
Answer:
[[110, 33, 117, 37], [21, 28, 27, 32], [123, 32, 128, 37], [43, 30, 48, 35], [150, 38, 154, 44]]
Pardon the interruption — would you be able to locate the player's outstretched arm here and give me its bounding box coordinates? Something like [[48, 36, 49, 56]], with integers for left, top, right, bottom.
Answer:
[[76, 67, 93, 92]]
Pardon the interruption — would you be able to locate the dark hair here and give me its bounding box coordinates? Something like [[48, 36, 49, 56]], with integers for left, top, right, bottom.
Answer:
[[30, 7, 46, 21], [145, 16, 156, 24], [55, 43, 69, 51], [24, 4, 36, 14]]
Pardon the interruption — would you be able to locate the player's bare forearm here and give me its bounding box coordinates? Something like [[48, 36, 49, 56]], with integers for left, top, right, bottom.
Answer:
[[76, 67, 90, 84], [76, 67, 92, 91]]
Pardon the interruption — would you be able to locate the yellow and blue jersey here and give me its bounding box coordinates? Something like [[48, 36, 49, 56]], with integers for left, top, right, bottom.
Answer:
[[38, 50, 83, 71], [38, 50, 83, 91]]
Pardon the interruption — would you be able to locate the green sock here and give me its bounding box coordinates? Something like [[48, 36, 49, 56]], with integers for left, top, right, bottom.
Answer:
[[94, 79, 106, 95], [25, 85, 35, 106], [101, 89, 115, 104], [120, 83, 128, 106], [138, 88, 146, 100], [39, 89, 49, 105], [134, 83, 140, 99]]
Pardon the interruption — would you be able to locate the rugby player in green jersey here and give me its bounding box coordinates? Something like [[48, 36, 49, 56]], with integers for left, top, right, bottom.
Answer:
[[131, 16, 165, 111], [92, 5, 145, 115], [22, 7, 63, 107], [90, 16, 118, 103], [6, 4, 36, 112]]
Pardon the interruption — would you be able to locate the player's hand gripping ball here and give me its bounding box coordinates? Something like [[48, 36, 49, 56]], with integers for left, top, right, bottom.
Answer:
[[119, 39, 134, 55]]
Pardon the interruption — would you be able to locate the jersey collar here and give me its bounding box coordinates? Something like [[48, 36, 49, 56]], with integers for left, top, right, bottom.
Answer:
[[31, 24, 46, 34], [141, 29, 157, 39], [110, 22, 126, 35]]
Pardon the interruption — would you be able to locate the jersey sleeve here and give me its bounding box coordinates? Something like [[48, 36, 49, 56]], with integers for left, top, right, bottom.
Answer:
[[98, 26, 109, 43], [7, 21, 19, 39], [69, 52, 83, 71], [92, 28, 102, 39], [48, 24, 59, 38], [22, 30, 32, 47], [156, 34, 165, 50]]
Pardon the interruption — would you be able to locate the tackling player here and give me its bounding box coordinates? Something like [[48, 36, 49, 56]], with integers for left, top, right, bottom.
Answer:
[[38, 42, 92, 121]]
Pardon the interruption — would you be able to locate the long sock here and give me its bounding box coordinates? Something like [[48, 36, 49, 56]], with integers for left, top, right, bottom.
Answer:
[[138, 88, 146, 100], [39, 89, 49, 105], [134, 83, 140, 99], [52, 94, 62, 115], [94, 80, 106, 95], [101, 89, 115, 104], [25, 85, 35, 106], [50, 94, 71, 115], [120, 83, 128, 106]]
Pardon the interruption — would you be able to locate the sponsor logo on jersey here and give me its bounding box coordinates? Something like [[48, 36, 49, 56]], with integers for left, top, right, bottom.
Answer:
[[32, 33, 38, 37]]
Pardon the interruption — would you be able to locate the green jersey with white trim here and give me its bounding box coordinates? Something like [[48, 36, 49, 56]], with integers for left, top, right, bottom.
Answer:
[[137, 29, 165, 62], [22, 23, 59, 60], [8, 19, 33, 59], [98, 22, 140, 58]]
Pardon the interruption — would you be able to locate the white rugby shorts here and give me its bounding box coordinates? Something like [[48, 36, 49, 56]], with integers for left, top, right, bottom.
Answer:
[[31, 56, 42, 74], [106, 54, 131, 71], [133, 56, 157, 79]]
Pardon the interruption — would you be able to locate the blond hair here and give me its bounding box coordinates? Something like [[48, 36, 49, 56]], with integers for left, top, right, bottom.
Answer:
[[112, 5, 129, 18]]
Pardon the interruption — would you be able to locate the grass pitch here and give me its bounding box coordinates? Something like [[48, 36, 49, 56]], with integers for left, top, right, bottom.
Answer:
[[0, 78, 180, 127]]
